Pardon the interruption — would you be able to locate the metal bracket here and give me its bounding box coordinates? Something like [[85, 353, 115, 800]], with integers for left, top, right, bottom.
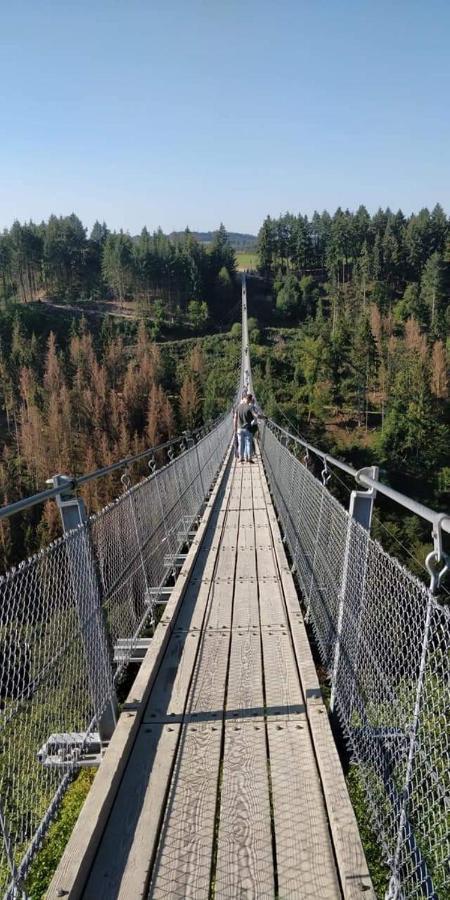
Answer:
[[351, 465, 379, 531], [113, 638, 152, 665], [37, 732, 103, 768]]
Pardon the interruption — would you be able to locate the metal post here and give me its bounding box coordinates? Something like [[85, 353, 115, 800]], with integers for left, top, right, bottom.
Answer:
[[330, 466, 378, 713], [50, 475, 118, 741], [192, 433, 206, 503]]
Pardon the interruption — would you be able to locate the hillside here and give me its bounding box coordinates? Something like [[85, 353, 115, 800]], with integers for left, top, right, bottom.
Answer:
[[0, 205, 449, 582]]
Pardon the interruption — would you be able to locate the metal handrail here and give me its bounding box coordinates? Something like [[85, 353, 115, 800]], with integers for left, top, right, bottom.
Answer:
[[265, 418, 450, 536], [0, 417, 225, 522]]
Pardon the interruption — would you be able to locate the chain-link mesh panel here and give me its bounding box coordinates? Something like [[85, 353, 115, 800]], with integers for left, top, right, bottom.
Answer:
[[89, 414, 232, 673], [0, 414, 232, 897], [0, 527, 113, 897], [260, 421, 449, 900]]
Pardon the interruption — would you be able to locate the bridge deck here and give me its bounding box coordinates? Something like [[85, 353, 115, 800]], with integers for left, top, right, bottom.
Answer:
[[49, 453, 373, 900]]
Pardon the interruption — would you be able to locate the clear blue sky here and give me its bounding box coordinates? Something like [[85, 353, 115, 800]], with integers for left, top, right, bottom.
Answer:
[[1, 0, 449, 235]]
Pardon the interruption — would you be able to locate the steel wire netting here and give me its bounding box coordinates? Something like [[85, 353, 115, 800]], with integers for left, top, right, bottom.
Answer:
[[90, 416, 232, 669], [0, 414, 232, 897], [260, 421, 449, 900]]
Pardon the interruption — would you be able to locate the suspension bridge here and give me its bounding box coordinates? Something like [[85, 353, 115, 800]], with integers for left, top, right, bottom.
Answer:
[[0, 278, 448, 899]]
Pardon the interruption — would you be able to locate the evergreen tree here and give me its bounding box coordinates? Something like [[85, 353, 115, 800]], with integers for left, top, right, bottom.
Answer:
[[420, 252, 446, 335], [102, 231, 135, 302]]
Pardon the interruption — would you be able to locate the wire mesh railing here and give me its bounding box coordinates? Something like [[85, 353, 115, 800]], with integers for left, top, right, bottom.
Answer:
[[0, 413, 232, 898], [260, 420, 449, 900]]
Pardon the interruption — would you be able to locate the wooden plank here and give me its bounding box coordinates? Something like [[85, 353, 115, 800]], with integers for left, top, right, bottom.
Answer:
[[307, 706, 375, 899], [143, 630, 201, 723], [173, 476, 236, 634], [267, 721, 341, 899], [232, 577, 259, 629], [220, 509, 240, 547], [235, 547, 256, 580], [287, 616, 323, 706], [236, 508, 254, 549], [256, 542, 278, 579], [204, 574, 235, 630], [226, 630, 264, 720], [147, 723, 222, 899], [215, 722, 274, 899], [238, 494, 254, 511], [186, 630, 230, 722], [82, 723, 180, 900], [258, 576, 287, 627], [253, 509, 267, 527], [261, 627, 305, 719], [259, 474, 323, 705]]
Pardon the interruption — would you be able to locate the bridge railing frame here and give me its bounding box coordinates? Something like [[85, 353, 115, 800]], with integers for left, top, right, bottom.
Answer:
[[0, 412, 232, 898], [259, 418, 449, 900]]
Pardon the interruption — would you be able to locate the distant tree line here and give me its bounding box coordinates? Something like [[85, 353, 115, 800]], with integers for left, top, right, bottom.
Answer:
[[252, 204, 449, 524], [0, 217, 237, 323], [258, 205, 449, 338]]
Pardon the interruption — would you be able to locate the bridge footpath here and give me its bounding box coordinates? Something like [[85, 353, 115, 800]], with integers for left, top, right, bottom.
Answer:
[[49, 451, 374, 899]]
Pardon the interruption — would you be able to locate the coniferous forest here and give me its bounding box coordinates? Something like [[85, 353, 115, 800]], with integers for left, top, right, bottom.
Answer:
[[0, 207, 448, 577]]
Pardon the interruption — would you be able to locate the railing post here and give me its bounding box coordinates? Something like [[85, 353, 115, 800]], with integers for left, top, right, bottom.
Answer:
[[330, 465, 378, 714], [50, 475, 118, 741]]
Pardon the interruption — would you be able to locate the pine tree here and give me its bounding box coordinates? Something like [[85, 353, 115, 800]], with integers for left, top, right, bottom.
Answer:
[[179, 374, 201, 427], [420, 252, 445, 334]]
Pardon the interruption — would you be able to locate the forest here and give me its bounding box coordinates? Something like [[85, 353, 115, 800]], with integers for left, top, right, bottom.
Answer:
[[0, 206, 448, 579]]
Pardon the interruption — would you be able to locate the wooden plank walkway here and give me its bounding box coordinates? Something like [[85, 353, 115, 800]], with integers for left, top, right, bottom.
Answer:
[[49, 453, 374, 900]]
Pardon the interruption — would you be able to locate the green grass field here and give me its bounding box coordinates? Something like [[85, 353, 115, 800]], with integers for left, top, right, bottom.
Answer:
[[235, 251, 259, 271]]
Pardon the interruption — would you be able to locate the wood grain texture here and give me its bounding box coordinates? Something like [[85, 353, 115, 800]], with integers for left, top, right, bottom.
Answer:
[[203, 577, 235, 630], [148, 723, 222, 899], [307, 706, 375, 899], [260, 627, 305, 719], [258, 576, 287, 627], [215, 722, 274, 899], [142, 630, 200, 723], [226, 628, 264, 720], [232, 577, 259, 629], [186, 630, 230, 722], [267, 721, 341, 899], [84, 723, 180, 900]]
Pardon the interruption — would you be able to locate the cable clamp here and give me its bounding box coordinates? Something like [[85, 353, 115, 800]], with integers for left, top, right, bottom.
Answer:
[[321, 460, 331, 486], [426, 514, 450, 593], [120, 470, 131, 491]]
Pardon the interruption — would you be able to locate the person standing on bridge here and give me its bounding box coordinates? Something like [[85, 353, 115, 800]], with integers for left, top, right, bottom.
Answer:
[[234, 392, 256, 464]]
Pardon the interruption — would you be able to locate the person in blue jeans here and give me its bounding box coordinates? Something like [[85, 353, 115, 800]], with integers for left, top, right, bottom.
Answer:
[[234, 393, 256, 463]]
